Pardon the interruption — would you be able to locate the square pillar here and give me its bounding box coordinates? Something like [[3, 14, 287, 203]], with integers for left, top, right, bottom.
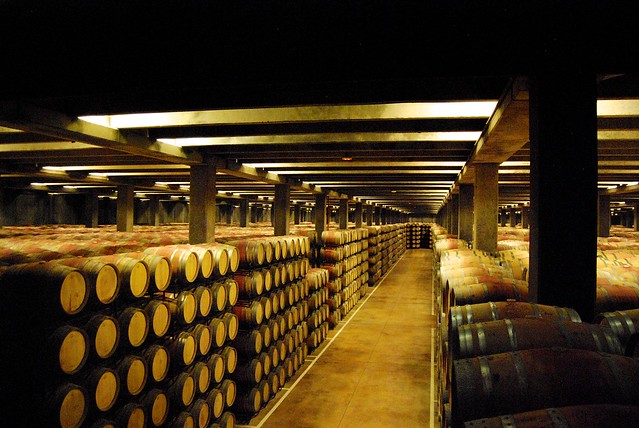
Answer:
[[366, 205, 373, 226], [354, 202, 363, 228], [458, 184, 474, 243], [473, 163, 499, 252], [529, 72, 597, 321], [116, 185, 134, 232], [339, 198, 348, 229], [189, 164, 216, 244], [239, 198, 249, 227], [522, 205, 530, 229], [225, 204, 233, 225], [509, 206, 517, 227], [315, 194, 328, 235], [274, 184, 291, 236], [84, 191, 99, 228], [293, 204, 301, 225], [450, 194, 459, 236], [149, 195, 160, 226]]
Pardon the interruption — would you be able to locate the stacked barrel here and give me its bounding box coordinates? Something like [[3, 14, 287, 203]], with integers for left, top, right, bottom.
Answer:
[[0, 237, 241, 428], [222, 235, 327, 421], [366, 226, 382, 286], [433, 226, 639, 427], [380, 224, 406, 276], [406, 223, 431, 249], [315, 229, 370, 328]]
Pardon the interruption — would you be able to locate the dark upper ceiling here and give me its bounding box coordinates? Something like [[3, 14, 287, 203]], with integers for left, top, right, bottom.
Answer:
[[1, 2, 639, 215]]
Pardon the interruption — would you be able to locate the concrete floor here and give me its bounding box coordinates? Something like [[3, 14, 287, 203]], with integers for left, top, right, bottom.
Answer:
[[239, 249, 437, 428]]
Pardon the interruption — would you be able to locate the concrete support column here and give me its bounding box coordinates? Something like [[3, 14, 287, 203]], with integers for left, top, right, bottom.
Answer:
[[338, 198, 348, 229], [225, 204, 233, 225], [635, 205, 639, 232], [509, 206, 517, 227], [598, 195, 611, 238], [522, 205, 530, 229], [500, 208, 508, 227], [366, 205, 373, 226], [473, 164, 499, 252], [293, 204, 301, 225], [458, 184, 474, 243], [274, 184, 291, 236], [375, 207, 381, 226], [529, 72, 598, 321], [354, 202, 363, 228], [0, 188, 4, 227], [84, 191, 99, 228], [116, 185, 134, 232], [450, 194, 459, 236], [149, 195, 160, 226], [315, 194, 328, 235], [239, 199, 249, 227], [189, 164, 216, 244]]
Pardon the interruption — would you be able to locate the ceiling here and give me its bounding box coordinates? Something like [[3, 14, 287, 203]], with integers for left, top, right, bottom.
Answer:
[[1, 2, 639, 216]]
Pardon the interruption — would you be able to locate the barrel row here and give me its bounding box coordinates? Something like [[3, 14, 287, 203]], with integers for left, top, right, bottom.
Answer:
[[406, 223, 432, 249]]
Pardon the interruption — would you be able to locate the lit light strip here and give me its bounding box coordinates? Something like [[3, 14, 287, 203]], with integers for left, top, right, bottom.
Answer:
[[271, 170, 461, 175], [80, 101, 497, 129], [244, 161, 466, 168], [43, 164, 191, 171], [598, 130, 639, 140], [598, 100, 639, 117], [158, 131, 482, 147]]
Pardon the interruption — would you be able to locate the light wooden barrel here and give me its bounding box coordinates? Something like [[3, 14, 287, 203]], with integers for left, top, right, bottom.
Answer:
[[188, 398, 211, 428], [453, 318, 623, 360], [141, 388, 169, 427], [144, 246, 199, 284], [451, 282, 529, 307], [119, 252, 172, 292], [258, 351, 272, 376], [226, 240, 265, 268], [141, 344, 170, 383], [233, 329, 263, 355], [179, 244, 214, 279], [267, 371, 279, 398], [448, 301, 582, 335], [144, 300, 171, 339], [0, 262, 89, 317], [189, 361, 212, 395], [220, 346, 238, 375], [594, 308, 639, 346], [167, 372, 196, 408], [267, 344, 280, 368], [232, 385, 262, 414], [50, 383, 89, 428], [205, 388, 225, 419], [55, 258, 119, 305], [451, 348, 639, 426], [224, 279, 239, 308], [220, 379, 237, 408], [165, 290, 197, 326], [596, 284, 639, 314], [462, 404, 639, 428], [234, 270, 264, 298], [189, 323, 213, 356], [232, 300, 264, 327], [259, 323, 272, 348], [206, 353, 226, 384], [95, 255, 149, 299], [170, 411, 195, 428], [167, 331, 197, 367], [193, 285, 213, 319], [217, 411, 236, 428], [114, 402, 145, 428], [261, 268, 273, 293], [222, 313, 239, 341], [208, 317, 228, 349], [118, 307, 149, 348], [85, 367, 120, 413], [85, 314, 120, 360], [116, 355, 148, 397], [210, 282, 228, 313], [50, 325, 89, 375]]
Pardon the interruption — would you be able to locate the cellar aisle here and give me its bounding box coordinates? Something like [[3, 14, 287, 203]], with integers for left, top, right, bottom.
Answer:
[[241, 249, 437, 428]]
